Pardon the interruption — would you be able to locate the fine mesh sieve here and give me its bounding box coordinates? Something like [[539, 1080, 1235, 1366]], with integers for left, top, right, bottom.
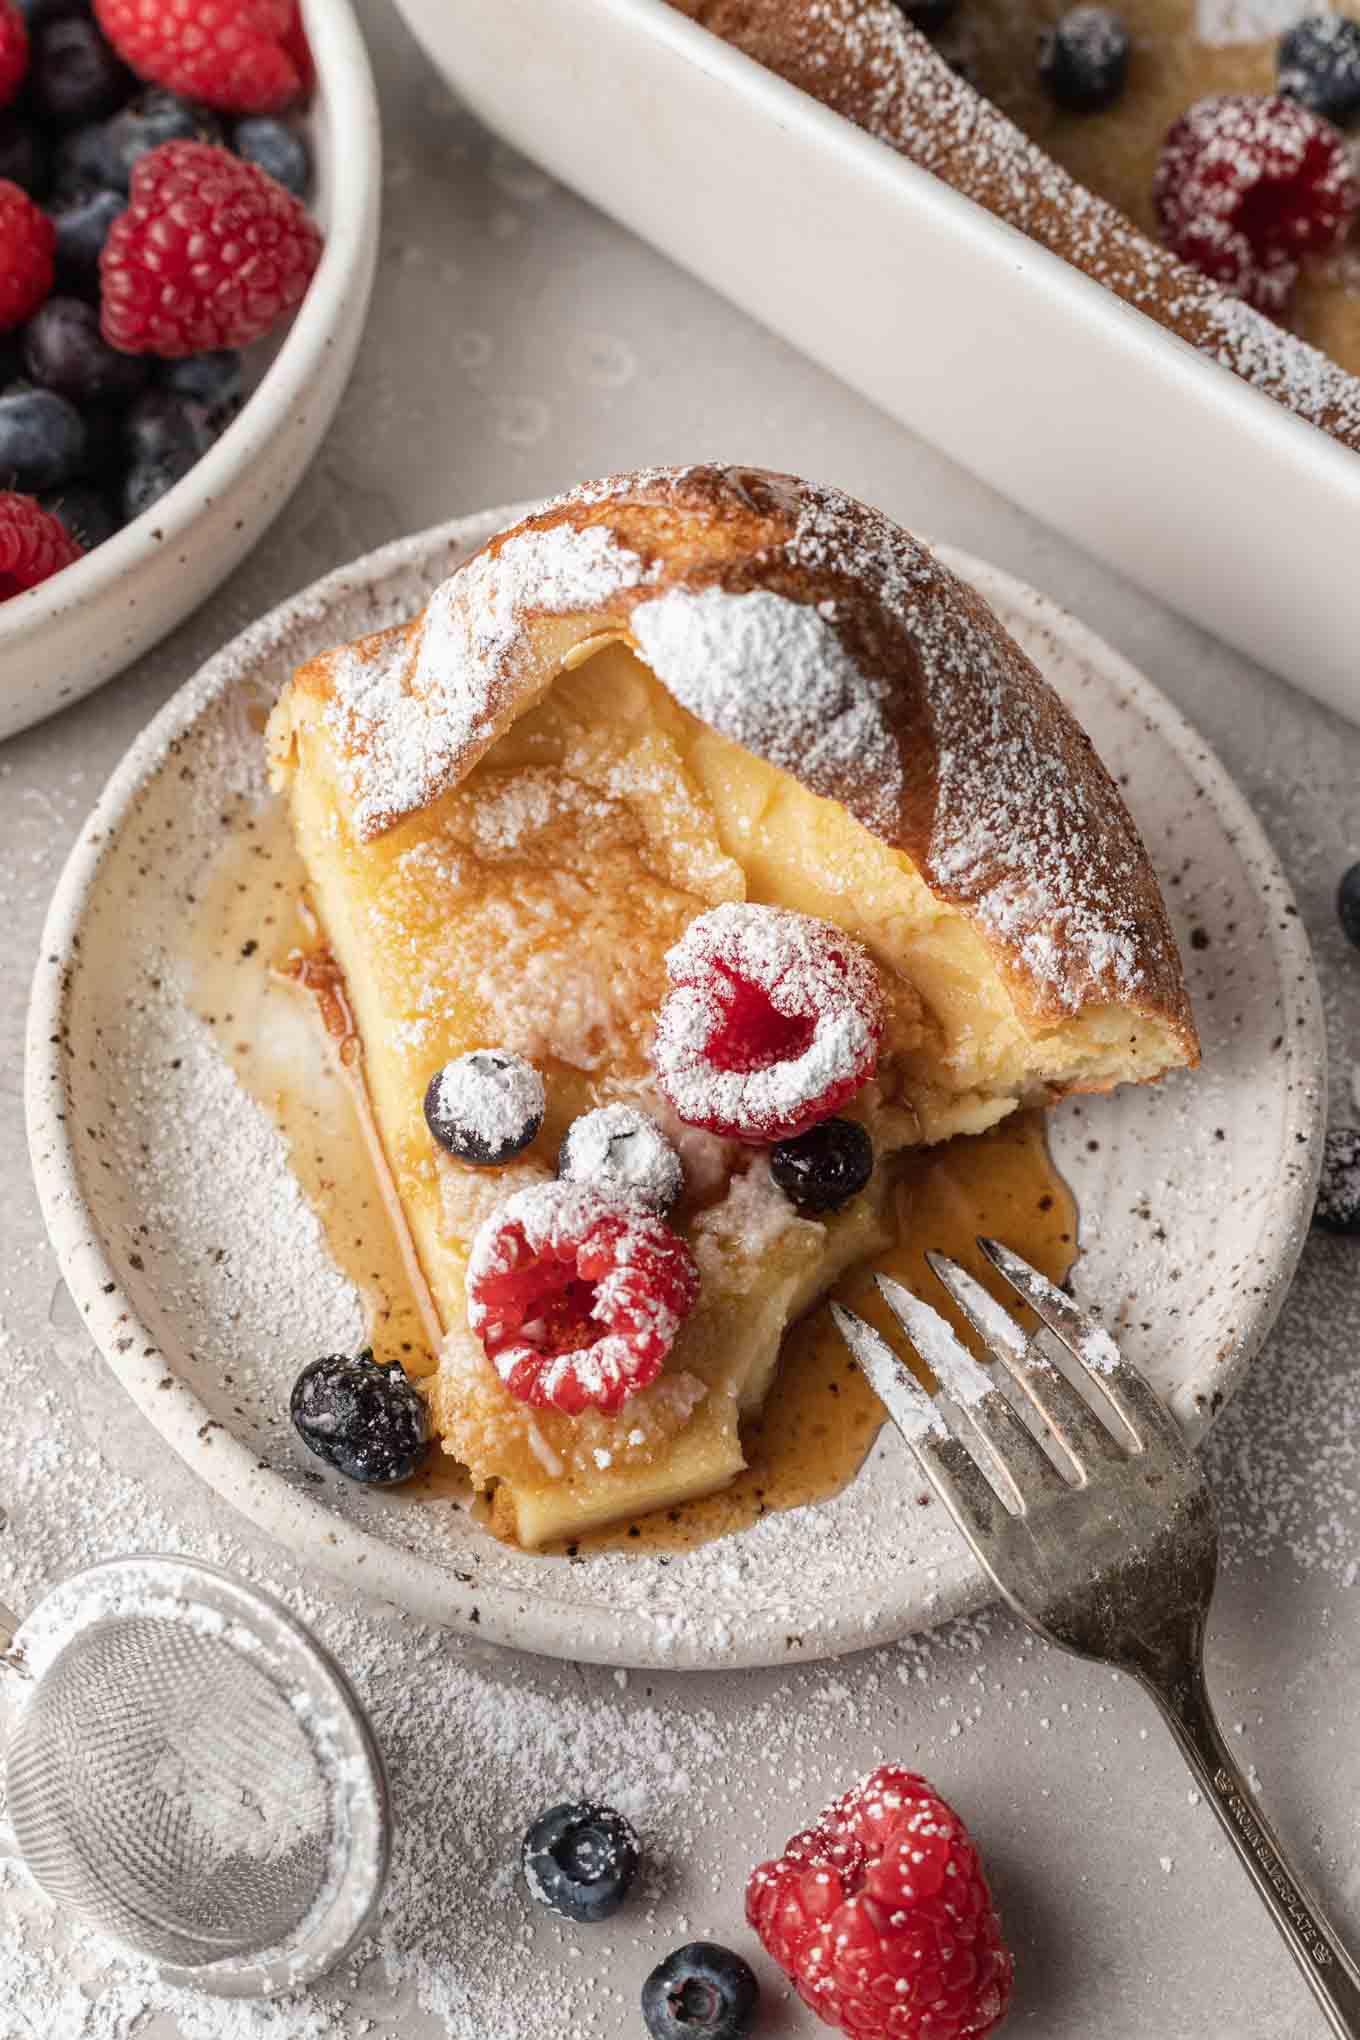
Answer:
[[0, 1555, 390, 1998]]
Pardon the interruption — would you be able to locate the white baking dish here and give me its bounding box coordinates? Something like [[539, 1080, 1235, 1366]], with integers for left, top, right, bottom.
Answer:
[[392, 0, 1360, 723]]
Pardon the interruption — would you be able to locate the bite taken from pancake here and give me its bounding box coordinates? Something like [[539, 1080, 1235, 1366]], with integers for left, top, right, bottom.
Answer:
[[268, 463, 1197, 1549]]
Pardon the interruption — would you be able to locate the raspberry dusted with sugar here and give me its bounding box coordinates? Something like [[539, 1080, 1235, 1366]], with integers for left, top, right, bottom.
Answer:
[[747, 1764, 1013, 2039], [653, 903, 884, 1144], [1154, 93, 1357, 314], [93, 0, 305, 114], [466, 1182, 700, 1416], [0, 493, 82, 601], [100, 140, 322, 356]]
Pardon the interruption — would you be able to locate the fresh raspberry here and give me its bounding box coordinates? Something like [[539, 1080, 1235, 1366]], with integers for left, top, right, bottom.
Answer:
[[467, 1182, 701, 1416], [100, 139, 322, 356], [652, 903, 884, 1144], [1154, 93, 1358, 313], [0, 0, 27, 111], [0, 180, 54, 333], [93, 0, 303, 114], [0, 492, 83, 601], [747, 1765, 1014, 2039]]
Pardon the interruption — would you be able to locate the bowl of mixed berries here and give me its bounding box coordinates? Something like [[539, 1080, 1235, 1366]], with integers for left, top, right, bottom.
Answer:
[[0, 0, 379, 739]]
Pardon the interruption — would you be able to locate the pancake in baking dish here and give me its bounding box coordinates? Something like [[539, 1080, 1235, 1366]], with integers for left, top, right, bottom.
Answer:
[[267, 464, 1197, 1548]]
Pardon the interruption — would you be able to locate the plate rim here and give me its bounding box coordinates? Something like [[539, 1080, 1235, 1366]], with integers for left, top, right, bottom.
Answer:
[[24, 509, 1326, 1670]]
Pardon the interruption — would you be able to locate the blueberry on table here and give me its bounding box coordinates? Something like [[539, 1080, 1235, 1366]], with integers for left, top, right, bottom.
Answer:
[[1038, 4, 1130, 111], [49, 183, 124, 297], [770, 1116, 874, 1214], [1279, 14, 1360, 124], [21, 295, 147, 402], [424, 1049, 545, 1166], [642, 1943, 759, 2040], [40, 479, 115, 549], [0, 384, 86, 490], [290, 1348, 431, 1484], [521, 1803, 640, 1923], [103, 88, 222, 190], [29, 14, 133, 127], [231, 114, 309, 196], [1314, 1128, 1360, 1235], [1338, 861, 1360, 948]]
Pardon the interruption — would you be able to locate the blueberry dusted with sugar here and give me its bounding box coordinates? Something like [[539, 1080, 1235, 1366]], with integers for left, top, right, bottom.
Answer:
[[1279, 14, 1360, 124], [642, 1943, 759, 2040], [290, 1347, 431, 1484], [770, 1116, 874, 1214], [0, 384, 85, 489], [22, 294, 146, 401], [29, 12, 132, 126], [522, 1802, 639, 1923], [1314, 1127, 1360, 1235], [1039, 5, 1130, 111], [232, 114, 309, 195], [1338, 861, 1360, 948], [424, 1048, 544, 1165], [558, 1103, 683, 1213]]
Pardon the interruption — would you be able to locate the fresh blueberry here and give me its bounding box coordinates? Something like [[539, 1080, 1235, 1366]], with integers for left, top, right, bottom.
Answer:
[[40, 481, 116, 550], [424, 1049, 545, 1166], [21, 295, 148, 403], [1038, 4, 1130, 110], [103, 89, 222, 189], [522, 1803, 640, 1923], [231, 114, 309, 196], [161, 348, 243, 421], [124, 385, 215, 464], [0, 335, 20, 386], [892, 0, 959, 31], [0, 114, 52, 197], [49, 183, 125, 297], [770, 1116, 874, 1214], [29, 14, 134, 127], [290, 1348, 432, 1484], [120, 455, 195, 521], [1279, 14, 1360, 124], [0, 386, 86, 490], [52, 120, 115, 192], [642, 1944, 759, 2040], [1338, 861, 1360, 947]]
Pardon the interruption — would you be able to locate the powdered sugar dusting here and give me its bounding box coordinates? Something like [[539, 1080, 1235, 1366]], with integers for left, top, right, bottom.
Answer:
[[430, 1050, 545, 1156]]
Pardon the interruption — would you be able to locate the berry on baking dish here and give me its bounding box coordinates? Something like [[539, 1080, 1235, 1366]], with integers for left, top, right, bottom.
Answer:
[[289, 1348, 432, 1485], [1038, 4, 1130, 112], [99, 137, 322, 354], [522, 1801, 640, 1923], [467, 1181, 700, 1416], [642, 1942, 760, 2040], [424, 1048, 545, 1166], [747, 1763, 1014, 2039], [557, 1102, 684, 1215], [770, 1117, 874, 1215], [1154, 92, 1358, 314], [652, 903, 885, 1144], [93, 0, 304, 114], [1278, 14, 1360, 126]]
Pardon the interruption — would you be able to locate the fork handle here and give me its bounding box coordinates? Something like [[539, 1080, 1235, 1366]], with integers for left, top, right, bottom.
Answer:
[[1146, 1661, 1360, 2036]]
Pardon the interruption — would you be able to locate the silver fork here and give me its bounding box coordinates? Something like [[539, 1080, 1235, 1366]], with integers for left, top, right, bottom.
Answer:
[[833, 1238, 1360, 2038]]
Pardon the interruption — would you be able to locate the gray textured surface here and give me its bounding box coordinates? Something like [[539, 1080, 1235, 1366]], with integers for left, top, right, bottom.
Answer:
[[2, 5, 1360, 2034]]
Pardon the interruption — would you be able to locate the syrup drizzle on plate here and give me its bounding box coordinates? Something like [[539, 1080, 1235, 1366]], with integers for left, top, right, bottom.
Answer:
[[189, 794, 1078, 1557]]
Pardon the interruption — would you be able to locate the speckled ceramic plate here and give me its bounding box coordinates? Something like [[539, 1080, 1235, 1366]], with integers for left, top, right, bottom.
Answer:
[[25, 509, 1326, 1671]]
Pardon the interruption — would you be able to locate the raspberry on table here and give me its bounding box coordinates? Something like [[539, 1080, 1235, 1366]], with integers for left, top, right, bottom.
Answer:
[[0, 0, 28, 110], [0, 176, 54, 330], [99, 137, 322, 354], [746, 1763, 1014, 2039], [0, 487, 82, 598], [93, 0, 304, 114], [653, 902, 885, 1144], [467, 1180, 701, 1416], [1154, 93, 1358, 314]]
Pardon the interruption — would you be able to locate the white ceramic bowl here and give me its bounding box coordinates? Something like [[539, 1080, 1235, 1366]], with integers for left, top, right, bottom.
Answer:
[[0, 0, 380, 743], [391, 0, 1360, 725]]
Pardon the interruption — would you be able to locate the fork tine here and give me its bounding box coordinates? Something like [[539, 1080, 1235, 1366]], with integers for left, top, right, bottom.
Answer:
[[831, 1305, 1010, 1543], [976, 1238, 1173, 1449], [873, 1277, 1069, 1510], [924, 1251, 1131, 1480]]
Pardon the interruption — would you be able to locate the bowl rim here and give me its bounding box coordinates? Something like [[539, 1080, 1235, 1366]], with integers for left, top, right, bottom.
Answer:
[[23, 510, 1327, 1671], [0, 0, 381, 651]]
